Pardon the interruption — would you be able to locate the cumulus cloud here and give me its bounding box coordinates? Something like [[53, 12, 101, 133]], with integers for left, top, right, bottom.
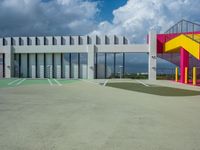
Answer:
[[0, 0, 99, 37], [1, 0, 200, 43], [91, 0, 200, 43]]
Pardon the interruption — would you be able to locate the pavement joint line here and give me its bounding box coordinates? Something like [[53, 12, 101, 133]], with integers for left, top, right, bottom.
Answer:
[[136, 80, 149, 87], [54, 79, 62, 86], [81, 79, 99, 85], [48, 79, 53, 86], [103, 80, 109, 86], [15, 79, 26, 86], [8, 79, 21, 85]]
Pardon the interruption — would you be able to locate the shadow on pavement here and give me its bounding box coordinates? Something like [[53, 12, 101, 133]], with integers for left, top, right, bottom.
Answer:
[[107, 82, 200, 96]]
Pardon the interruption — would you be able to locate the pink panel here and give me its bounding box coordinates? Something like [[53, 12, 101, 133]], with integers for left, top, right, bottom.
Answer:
[[180, 48, 189, 83], [156, 31, 200, 54], [157, 34, 166, 53]]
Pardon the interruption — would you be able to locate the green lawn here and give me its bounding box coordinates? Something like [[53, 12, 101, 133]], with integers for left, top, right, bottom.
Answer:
[[107, 82, 200, 96]]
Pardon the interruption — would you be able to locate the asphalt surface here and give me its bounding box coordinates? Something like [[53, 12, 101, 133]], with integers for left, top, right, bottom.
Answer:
[[0, 79, 200, 150]]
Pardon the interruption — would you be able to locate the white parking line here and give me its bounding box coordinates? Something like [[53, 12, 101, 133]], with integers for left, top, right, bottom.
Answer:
[[103, 80, 109, 86], [136, 80, 149, 87], [8, 79, 21, 85], [81, 79, 99, 85], [16, 79, 26, 86], [48, 79, 53, 86], [54, 79, 62, 86]]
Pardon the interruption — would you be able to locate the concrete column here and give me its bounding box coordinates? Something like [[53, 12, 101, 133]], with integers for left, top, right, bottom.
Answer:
[[0, 54, 3, 78], [54, 53, 61, 78], [148, 30, 157, 80], [21, 54, 28, 77], [87, 45, 95, 79], [29, 53, 36, 78], [3, 46, 12, 78], [71, 54, 78, 79], [180, 48, 189, 83], [37, 54, 44, 78], [114, 53, 116, 77], [105, 53, 107, 78], [78, 53, 81, 78], [62, 53, 70, 79], [72, 64, 78, 79], [80, 64, 87, 79], [14, 54, 19, 77], [46, 53, 53, 78]]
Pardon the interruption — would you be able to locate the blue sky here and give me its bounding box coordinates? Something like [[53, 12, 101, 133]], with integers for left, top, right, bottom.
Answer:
[[41, 0, 127, 21], [95, 0, 127, 21], [0, 0, 199, 71], [0, 0, 199, 42]]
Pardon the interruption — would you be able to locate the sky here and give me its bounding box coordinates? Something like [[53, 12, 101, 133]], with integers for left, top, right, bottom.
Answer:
[[95, 0, 127, 21], [0, 0, 199, 72], [0, 0, 199, 42]]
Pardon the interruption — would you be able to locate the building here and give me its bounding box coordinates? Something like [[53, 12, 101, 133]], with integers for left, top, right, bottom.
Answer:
[[0, 32, 157, 80], [157, 20, 200, 85]]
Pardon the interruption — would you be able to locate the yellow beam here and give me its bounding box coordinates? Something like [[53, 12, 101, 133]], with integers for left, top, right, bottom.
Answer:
[[164, 34, 200, 60]]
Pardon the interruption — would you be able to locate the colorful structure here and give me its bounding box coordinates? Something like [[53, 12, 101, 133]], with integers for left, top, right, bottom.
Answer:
[[1, 19, 199, 85], [157, 20, 200, 86]]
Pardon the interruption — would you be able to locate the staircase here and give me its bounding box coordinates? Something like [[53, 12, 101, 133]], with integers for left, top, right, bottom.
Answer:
[[163, 20, 200, 59]]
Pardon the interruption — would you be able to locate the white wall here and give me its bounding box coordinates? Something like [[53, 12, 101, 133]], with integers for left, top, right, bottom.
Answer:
[[37, 37, 44, 45], [80, 36, 87, 45], [0, 38, 3, 46], [100, 36, 106, 45], [54, 36, 61, 45], [62, 36, 70, 45], [21, 37, 27, 46], [90, 35, 96, 45], [71, 36, 79, 45], [148, 31, 157, 80], [46, 37, 53, 45], [0, 35, 153, 79], [37, 54, 44, 78], [108, 35, 115, 45], [5, 38, 11, 46], [13, 37, 19, 46], [29, 37, 36, 45]]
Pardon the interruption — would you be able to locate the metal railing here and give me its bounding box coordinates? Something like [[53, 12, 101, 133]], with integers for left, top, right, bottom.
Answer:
[[157, 67, 176, 80], [165, 20, 200, 43]]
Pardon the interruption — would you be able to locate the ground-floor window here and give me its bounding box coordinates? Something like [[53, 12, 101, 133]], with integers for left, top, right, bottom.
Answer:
[[13, 53, 88, 79], [95, 52, 148, 79]]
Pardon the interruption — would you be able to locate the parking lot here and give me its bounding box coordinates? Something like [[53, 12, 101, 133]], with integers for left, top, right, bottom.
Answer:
[[0, 78, 79, 88], [0, 79, 200, 150]]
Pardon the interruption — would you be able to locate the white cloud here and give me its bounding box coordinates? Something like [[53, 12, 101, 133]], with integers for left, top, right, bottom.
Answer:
[[0, 0, 99, 37], [91, 0, 200, 43]]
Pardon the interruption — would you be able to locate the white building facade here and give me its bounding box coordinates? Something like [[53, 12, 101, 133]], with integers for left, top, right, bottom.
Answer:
[[0, 31, 157, 80]]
